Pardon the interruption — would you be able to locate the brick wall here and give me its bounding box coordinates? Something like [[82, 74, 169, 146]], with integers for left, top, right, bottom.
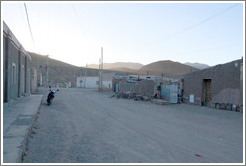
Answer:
[[118, 80, 155, 97], [138, 80, 155, 96], [183, 59, 243, 107]]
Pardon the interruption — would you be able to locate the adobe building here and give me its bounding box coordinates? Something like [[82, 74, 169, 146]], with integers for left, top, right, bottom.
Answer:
[[3, 21, 32, 102], [183, 59, 243, 111], [30, 67, 38, 93]]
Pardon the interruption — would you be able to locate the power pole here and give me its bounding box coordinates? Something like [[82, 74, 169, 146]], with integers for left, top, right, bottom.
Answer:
[[84, 64, 87, 88], [99, 47, 103, 92], [99, 58, 101, 91], [80, 67, 82, 88], [46, 55, 49, 87], [80, 67, 82, 77], [101, 47, 103, 91], [37, 57, 39, 87]]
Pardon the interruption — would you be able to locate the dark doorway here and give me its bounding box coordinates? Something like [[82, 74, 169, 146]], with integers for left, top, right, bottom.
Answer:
[[202, 79, 212, 106]]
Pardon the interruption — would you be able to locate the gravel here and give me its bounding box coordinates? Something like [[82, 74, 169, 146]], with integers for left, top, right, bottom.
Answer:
[[23, 88, 243, 163]]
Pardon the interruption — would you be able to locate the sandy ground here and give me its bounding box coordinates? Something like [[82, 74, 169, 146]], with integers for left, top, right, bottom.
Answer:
[[23, 88, 243, 163]]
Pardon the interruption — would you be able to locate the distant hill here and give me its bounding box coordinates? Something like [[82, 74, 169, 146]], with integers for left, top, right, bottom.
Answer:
[[87, 62, 143, 70], [138, 60, 199, 78], [184, 62, 210, 70], [107, 67, 139, 74], [29, 52, 201, 86], [29, 52, 123, 87]]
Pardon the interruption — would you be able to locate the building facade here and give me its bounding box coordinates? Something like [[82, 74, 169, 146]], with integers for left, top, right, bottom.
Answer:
[[183, 59, 243, 110], [3, 21, 32, 102], [76, 76, 99, 88], [76, 72, 114, 89], [30, 67, 38, 93]]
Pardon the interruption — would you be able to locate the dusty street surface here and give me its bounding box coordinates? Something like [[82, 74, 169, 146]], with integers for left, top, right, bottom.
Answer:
[[23, 88, 243, 163]]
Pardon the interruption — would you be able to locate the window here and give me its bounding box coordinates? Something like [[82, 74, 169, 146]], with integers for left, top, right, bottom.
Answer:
[[12, 63, 16, 84]]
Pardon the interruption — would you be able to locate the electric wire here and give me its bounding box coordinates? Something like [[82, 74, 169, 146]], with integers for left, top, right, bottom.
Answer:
[[24, 3, 35, 50], [163, 3, 240, 41], [133, 3, 240, 50], [71, 4, 88, 41]]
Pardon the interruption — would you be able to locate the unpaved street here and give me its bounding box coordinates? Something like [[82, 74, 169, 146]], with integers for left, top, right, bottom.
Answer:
[[23, 88, 243, 163]]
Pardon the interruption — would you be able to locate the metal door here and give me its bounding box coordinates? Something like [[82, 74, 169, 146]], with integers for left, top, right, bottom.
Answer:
[[161, 84, 178, 103], [170, 84, 178, 103]]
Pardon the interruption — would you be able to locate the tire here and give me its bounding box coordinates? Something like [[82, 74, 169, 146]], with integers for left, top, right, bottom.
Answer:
[[47, 98, 50, 105]]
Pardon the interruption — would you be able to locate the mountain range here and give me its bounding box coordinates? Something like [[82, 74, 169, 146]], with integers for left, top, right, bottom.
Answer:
[[29, 52, 209, 87], [87, 62, 143, 70], [88, 61, 209, 70], [184, 62, 210, 70], [137, 60, 199, 78]]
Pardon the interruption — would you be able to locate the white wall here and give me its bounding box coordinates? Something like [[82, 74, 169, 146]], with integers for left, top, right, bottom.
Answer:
[[102, 80, 112, 89], [76, 76, 99, 88]]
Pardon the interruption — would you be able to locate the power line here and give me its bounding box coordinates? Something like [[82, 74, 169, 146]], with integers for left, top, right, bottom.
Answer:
[[71, 4, 79, 18], [133, 3, 240, 50], [169, 3, 239, 39], [24, 3, 35, 50], [70, 4, 88, 43]]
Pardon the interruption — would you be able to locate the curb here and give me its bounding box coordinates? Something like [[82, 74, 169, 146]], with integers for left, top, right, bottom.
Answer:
[[18, 96, 43, 163]]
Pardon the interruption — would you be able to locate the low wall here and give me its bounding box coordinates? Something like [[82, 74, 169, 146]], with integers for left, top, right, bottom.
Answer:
[[118, 80, 155, 97]]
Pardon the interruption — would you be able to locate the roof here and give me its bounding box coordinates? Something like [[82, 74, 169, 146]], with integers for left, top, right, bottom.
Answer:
[[3, 21, 32, 61], [184, 58, 243, 77]]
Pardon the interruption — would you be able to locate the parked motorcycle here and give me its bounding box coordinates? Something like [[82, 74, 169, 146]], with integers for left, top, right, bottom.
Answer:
[[47, 86, 59, 106]]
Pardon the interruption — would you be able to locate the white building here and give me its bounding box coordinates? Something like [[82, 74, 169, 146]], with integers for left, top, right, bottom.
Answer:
[[76, 72, 115, 89], [76, 76, 99, 88], [102, 72, 114, 89]]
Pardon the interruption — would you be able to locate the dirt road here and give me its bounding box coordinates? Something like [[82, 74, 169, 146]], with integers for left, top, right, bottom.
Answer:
[[23, 88, 243, 163]]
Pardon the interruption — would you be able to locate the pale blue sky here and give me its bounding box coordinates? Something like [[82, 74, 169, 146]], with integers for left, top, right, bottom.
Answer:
[[1, 1, 244, 67]]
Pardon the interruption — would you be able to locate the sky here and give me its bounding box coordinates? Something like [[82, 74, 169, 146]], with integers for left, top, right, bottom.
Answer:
[[1, 1, 244, 67]]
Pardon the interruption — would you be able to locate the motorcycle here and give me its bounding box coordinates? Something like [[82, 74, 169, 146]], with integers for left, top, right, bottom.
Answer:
[[47, 86, 59, 106]]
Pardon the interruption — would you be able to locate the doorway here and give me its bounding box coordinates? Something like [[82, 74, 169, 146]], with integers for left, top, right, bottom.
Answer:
[[202, 79, 212, 106]]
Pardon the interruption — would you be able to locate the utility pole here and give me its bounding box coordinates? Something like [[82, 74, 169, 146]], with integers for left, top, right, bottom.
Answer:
[[99, 58, 101, 91], [46, 55, 49, 87], [99, 47, 103, 92], [37, 57, 39, 87], [80, 66, 82, 77], [101, 47, 103, 91], [84, 64, 87, 88]]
